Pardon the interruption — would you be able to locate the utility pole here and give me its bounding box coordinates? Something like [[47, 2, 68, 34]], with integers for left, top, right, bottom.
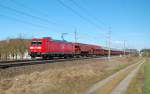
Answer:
[[124, 40, 126, 56], [108, 27, 111, 60], [74, 28, 77, 55], [74, 28, 77, 43]]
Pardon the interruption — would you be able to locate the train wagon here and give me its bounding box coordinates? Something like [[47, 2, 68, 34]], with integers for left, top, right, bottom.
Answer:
[[74, 43, 104, 56]]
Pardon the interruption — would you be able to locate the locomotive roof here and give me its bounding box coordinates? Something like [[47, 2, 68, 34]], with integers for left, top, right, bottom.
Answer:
[[53, 39, 68, 42]]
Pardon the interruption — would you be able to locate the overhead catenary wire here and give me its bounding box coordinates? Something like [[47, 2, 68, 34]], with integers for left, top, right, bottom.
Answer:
[[0, 13, 49, 29], [8, 0, 76, 29], [69, 0, 113, 41], [69, 0, 108, 28], [9, 0, 54, 21], [0, 4, 58, 25], [8, 0, 108, 33], [57, 0, 103, 30], [57, 0, 110, 42]]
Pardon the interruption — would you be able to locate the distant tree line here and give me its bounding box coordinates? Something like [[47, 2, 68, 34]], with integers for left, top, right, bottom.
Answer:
[[140, 49, 150, 57], [0, 36, 31, 60]]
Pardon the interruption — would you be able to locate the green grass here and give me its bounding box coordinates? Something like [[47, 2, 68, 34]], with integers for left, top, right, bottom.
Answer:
[[144, 61, 150, 94]]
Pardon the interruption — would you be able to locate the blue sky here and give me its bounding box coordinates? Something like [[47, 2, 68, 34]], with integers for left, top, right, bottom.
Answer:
[[0, 0, 150, 50]]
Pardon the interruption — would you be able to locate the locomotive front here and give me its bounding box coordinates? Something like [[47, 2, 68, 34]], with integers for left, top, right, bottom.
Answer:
[[29, 38, 43, 58]]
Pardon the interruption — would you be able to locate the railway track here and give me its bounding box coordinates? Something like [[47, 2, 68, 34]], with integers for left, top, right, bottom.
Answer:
[[0, 59, 39, 64], [0, 56, 108, 69]]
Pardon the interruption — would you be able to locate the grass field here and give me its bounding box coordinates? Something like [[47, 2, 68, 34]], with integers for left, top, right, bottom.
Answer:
[[0, 57, 139, 94], [144, 60, 150, 94]]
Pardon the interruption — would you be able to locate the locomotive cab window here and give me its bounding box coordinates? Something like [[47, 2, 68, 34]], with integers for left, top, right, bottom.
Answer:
[[37, 41, 42, 45], [31, 41, 37, 45], [31, 41, 42, 45]]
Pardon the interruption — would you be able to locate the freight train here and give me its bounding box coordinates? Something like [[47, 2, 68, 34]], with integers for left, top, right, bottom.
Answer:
[[29, 37, 129, 59]]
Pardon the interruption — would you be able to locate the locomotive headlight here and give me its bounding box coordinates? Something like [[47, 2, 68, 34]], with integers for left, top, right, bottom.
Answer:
[[37, 47, 42, 49], [30, 47, 34, 49]]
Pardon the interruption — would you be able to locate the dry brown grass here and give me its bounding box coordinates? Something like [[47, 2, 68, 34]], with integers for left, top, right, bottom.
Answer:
[[0, 57, 139, 94]]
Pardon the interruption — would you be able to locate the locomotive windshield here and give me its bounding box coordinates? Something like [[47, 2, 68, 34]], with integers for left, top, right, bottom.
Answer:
[[31, 41, 42, 45]]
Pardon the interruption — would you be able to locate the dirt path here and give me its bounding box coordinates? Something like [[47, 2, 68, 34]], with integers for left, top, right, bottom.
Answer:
[[110, 60, 144, 94], [83, 59, 144, 94]]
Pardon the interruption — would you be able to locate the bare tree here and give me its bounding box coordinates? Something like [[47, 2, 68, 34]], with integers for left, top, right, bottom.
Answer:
[[0, 35, 30, 60]]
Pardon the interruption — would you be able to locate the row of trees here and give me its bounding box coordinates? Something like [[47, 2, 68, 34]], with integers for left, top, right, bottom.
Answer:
[[140, 49, 150, 57], [0, 37, 30, 60]]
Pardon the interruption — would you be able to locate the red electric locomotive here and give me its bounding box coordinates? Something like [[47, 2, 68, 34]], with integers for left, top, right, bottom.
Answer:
[[29, 37, 75, 59]]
